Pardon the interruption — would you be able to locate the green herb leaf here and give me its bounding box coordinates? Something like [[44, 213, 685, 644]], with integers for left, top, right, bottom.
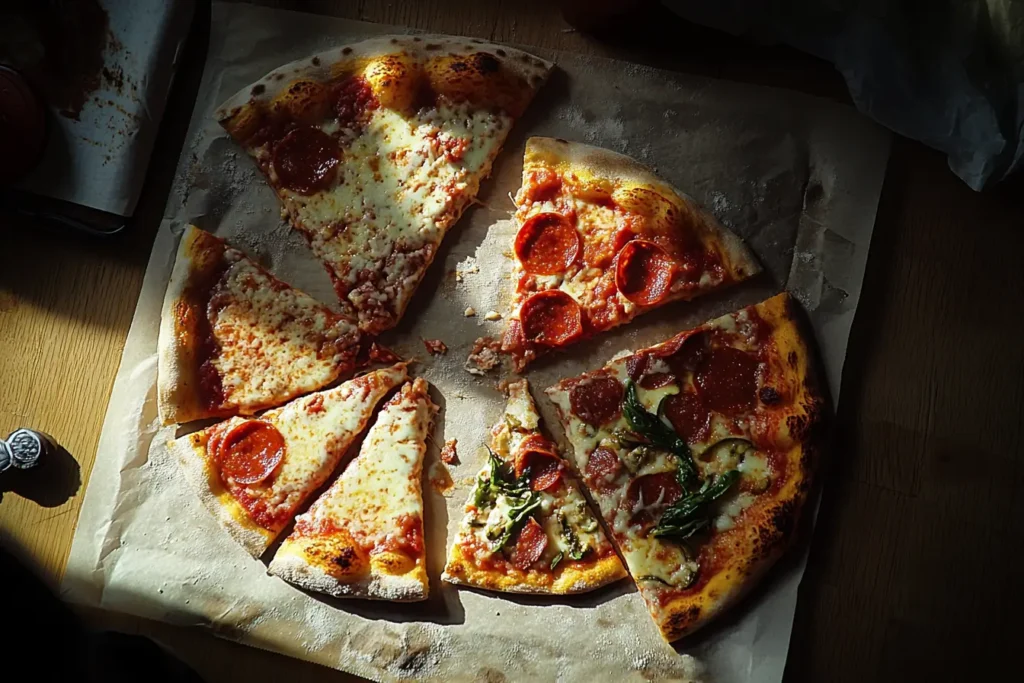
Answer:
[[558, 512, 588, 560], [652, 470, 740, 540], [479, 448, 544, 552], [623, 382, 696, 486], [550, 551, 564, 571]]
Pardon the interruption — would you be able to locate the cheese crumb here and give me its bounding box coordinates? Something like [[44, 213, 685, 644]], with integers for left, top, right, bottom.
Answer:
[[464, 307, 476, 317], [483, 310, 502, 321]]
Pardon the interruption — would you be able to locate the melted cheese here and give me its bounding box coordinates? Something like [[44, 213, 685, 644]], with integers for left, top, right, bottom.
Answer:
[[210, 253, 358, 411], [219, 365, 406, 523], [277, 101, 513, 329], [292, 380, 435, 549]]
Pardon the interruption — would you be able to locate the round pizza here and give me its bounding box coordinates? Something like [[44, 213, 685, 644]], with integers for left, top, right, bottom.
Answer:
[[545, 293, 827, 641], [216, 36, 552, 335], [502, 137, 760, 370]]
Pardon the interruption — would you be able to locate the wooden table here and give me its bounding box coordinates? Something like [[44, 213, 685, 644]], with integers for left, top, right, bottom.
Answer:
[[2, 2, 1022, 681]]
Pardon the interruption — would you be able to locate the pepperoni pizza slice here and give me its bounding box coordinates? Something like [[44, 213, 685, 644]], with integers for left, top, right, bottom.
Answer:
[[269, 378, 437, 601], [443, 379, 626, 594], [545, 293, 827, 641], [502, 138, 760, 370], [216, 36, 552, 335], [158, 225, 362, 425], [169, 364, 408, 557]]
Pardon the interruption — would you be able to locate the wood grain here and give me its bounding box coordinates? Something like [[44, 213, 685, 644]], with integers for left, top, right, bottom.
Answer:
[[1, 1, 1021, 682]]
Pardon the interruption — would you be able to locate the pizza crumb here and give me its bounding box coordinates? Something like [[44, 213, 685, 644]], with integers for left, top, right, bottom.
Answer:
[[483, 310, 502, 321], [465, 336, 502, 375], [363, 341, 403, 366], [428, 460, 455, 495], [464, 306, 476, 317], [422, 338, 448, 356], [440, 438, 459, 465]]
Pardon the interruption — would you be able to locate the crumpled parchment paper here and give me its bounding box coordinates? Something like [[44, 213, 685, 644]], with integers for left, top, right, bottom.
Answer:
[[62, 3, 890, 682]]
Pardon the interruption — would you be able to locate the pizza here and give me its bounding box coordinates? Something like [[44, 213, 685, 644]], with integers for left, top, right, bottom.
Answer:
[[443, 379, 626, 594], [215, 36, 552, 335], [501, 137, 760, 370], [545, 293, 827, 640], [269, 378, 437, 601], [158, 225, 362, 425], [169, 364, 408, 557]]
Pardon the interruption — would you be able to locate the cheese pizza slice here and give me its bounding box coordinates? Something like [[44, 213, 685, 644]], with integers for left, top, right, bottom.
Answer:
[[546, 293, 827, 641], [502, 137, 760, 369], [269, 378, 437, 601], [443, 379, 626, 594], [169, 364, 408, 557], [158, 225, 362, 425], [216, 36, 553, 335]]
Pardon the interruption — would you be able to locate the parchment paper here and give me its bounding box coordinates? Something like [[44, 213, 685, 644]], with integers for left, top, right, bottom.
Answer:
[[63, 3, 890, 682]]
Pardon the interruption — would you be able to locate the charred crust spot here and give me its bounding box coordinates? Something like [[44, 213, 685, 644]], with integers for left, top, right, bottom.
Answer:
[[474, 52, 501, 74], [425, 43, 441, 50], [412, 36, 422, 42], [666, 605, 702, 636], [272, 73, 284, 81], [341, 47, 353, 55], [390, 38, 399, 44], [333, 547, 359, 570], [311, 56, 321, 66], [496, 48, 507, 57], [759, 387, 781, 405], [554, 137, 569, 144], [250, 84, 266, 96]]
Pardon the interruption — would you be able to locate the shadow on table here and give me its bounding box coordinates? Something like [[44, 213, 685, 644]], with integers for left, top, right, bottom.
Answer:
[[0, 443, 81, 507]]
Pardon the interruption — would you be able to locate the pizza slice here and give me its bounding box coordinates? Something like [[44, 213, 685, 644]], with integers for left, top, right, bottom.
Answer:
[[169, 364, 408, 557], [269, 378, 437, 601], [216, 36, 553, 335], [158, 225, 362, 425], [442, 379, 626, 594], [502, 137, 760, 370], [545, 293, 827, 641]]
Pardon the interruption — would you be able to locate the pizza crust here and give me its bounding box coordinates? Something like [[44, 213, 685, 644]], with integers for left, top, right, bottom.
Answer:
[[653, 293, 827, 641], [168, 432, 276, 557], [157, 225, 207, 426], [442, 545, 625, 595], [268, 539, 428, 602], [215, 34, 552, 124]]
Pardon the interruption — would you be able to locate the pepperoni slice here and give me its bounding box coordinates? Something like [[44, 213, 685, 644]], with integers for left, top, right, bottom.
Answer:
[[214, 420, 285, 485], [695, 346, 759, 416], [661, 391, 711, 443], [519, 290, 583, 347], [585, 446, 622, 489], [625, 352, 677, 389], [625, 353, 650, 382], [509, 517, 548, 570], [626, 472, 683, 522], [515, 213, 581, 275], [615, 240, 674, 306], [514, 434, 563, 491], [272, 126, 340, 195], [569, 376, 624, 426]]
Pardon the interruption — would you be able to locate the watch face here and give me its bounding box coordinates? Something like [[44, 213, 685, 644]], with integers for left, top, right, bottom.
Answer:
[[0, 66, 47, 185], [7, 429, 43, 469]]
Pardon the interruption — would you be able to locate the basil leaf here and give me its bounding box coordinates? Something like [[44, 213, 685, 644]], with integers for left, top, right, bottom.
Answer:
[[651, 470, 739, 541], [550, 551, 564, 571], [623, 382, 697, 486]]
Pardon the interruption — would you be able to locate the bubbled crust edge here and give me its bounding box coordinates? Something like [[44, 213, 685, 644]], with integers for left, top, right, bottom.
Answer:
[[168, 429, 277, 558], [269, 547, 428, 602], [214, 34, 553, 126], [158, 225, 212, 426], [654, 292, 829, 642]]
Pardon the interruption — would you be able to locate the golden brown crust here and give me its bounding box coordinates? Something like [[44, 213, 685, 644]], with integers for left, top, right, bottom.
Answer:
[[652, 293, 828, 641], [215, 35, 553, 141], [443, 544, 626, 595]]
